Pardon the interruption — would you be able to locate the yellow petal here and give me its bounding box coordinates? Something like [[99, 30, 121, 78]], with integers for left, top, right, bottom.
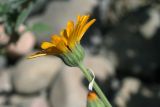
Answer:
[[61, 36, 68, 45], [69, 16, 89, 45], [74, 22, 81, 37], [56, 42, 68, 53], [66, 21, 74, 37], [60, 29, 68, 39], [45, 47, 62, 55], [77, 15, 90, 38], [28, 46, 63, 59], [68, 20, 81, 44], [77, 15, 81, 22], [51, 35, 61, 45], [78, 19, 96, 41], [27, 51, 46, 59], [52, 32, 67, 47], [81, 15, 90, 25], [41, 42, 54, 49]]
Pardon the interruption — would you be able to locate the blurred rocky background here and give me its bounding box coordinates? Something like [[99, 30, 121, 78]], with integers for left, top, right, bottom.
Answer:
[[0, 0, 160, 107]]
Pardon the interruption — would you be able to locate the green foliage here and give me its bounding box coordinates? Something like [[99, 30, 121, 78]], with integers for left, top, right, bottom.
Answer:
[[0, 3, 9, 15], [0, 0, 36, 54], [15, 3, 33, 30], [7, 0, 26, 10], [0, 0, 34, 36], [0, 0, 52, 37], [0, 0, 53, 51], [29, 22, 52, 33]]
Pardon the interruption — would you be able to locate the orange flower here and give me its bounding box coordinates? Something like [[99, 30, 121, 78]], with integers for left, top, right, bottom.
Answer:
[[87, 91, 105, 107], [87, 91, 98, 101], [28, 15, 96, 59]]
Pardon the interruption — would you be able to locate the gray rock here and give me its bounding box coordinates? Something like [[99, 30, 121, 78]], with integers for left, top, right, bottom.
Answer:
[[10, 95, 49, 107], [84, 54, 115, 81], [50, 66, 87, 107], [0, 105, 16, 107], [140, 8, 160, 39], [116, 0, 146, 11], [12, 56, 62, 94], [114, 77, 141, 107], [30, 96, 49, 107], [0, 96, 6, 105], [0, 69, 12, 93], [0, 56, 6, 69]]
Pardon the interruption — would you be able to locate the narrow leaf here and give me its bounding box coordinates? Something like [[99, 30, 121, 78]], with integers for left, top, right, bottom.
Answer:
[[15, 2, 33, 30]]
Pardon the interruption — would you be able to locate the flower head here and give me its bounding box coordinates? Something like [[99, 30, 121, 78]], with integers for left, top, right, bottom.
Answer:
[[28, 15, 96, 66]]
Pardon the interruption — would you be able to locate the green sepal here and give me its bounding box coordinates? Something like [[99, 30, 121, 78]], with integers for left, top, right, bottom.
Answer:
[[59, 44, 85, 67]]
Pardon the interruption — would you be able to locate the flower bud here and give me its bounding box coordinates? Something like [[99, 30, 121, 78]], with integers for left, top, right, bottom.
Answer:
[[87, 91, 105, 107]]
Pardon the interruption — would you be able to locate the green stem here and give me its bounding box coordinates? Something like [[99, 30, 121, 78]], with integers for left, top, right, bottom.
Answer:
[[78, 62, 112, 107]]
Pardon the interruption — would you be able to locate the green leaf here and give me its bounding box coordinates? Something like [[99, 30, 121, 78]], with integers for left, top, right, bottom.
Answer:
[[9, 0, 27, 10], [29, 22, 52, 33], [15, 2, 33, 30], [5, 22, 13, 35], [0, 3, 10, 15]]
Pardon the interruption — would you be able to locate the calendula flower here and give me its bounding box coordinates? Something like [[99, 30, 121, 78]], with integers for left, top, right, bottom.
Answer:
[[28, 15, 112, 107], [28, 15, 96, 66]]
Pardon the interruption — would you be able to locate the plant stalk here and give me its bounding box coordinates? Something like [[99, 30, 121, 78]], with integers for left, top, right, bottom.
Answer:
[[78, 62, 112, 107]]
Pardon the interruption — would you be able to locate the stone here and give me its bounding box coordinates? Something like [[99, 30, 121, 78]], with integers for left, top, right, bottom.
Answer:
[[10, 94, 49, 107], [0, 96, 6, 105], [7, 25, 36, 56], [50, 66, 87, 107], [114, 77, 141, 107], [0, 69, 12, 93], [102, 6, 160, 79], [0, 56, 7, 69], [10, 95, 34, 106], [12, 56, 62, 94], [30, 96, 49, 107], [0, 24, 10, 45], [84, 54, 115, 81], [0, 24, 35, 56], [120, 0, 146, 11], [0, 105, 16, 107], [141, 87, 153, 98], [140, 8, 160, 39]]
